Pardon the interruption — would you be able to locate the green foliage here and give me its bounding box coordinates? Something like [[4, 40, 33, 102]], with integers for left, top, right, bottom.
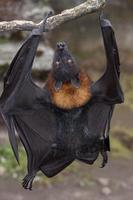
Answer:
[[0, 37, 9, 44], [111, 127, 133, 158], [122, 74, 133, 109], [0, 146, 26, 178], [111, 137, 132, 158]]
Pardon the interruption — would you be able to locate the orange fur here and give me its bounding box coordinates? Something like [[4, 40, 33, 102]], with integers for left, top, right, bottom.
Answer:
[[47, 72, 92, 110]]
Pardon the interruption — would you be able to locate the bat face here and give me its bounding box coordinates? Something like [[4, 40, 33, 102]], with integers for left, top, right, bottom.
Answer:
[[52, 42, 80, 89]]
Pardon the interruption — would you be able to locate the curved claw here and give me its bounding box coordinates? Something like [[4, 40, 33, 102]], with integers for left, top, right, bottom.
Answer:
[[99, 11, 112, 28], [22, 173, 36, 190], [31, 11, 53, 36], [100, 151, 108, 168], [40, 11, 54, 33]]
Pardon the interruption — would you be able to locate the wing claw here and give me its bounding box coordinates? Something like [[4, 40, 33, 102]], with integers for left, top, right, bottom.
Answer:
[[99, 12, 112, 28]]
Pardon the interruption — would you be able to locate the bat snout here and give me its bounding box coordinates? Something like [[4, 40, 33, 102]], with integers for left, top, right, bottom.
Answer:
[[57, 42, 66, 51]]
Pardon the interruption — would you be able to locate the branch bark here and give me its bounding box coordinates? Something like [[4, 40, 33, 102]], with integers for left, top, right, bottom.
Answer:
[[0, 0, 106, 32]]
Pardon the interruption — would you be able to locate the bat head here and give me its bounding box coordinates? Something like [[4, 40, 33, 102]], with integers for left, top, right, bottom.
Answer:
[[52, 42, 80, 91]]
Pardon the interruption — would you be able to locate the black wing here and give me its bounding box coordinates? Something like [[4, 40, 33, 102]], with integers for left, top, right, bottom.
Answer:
[[78, 14, 124, 167], [91, 14, 124, 104], [0, 16, 52, 159], [0, 14, 74, 190]]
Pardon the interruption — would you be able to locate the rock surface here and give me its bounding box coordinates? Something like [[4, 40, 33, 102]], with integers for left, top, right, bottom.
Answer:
[[0, 42, 54, 71]]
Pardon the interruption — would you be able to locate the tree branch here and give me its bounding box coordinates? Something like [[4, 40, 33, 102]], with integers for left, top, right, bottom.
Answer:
[[0, 0, 106, 32]]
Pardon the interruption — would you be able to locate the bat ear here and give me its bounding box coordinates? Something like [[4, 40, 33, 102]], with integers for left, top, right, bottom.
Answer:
[[71, 78, 80, 88], [54, 81, 63, 91]]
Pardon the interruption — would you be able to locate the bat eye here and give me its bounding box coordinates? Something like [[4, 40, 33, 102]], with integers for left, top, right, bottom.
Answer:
[[68, 59, 72, 64], [56, 61, 60, 66]]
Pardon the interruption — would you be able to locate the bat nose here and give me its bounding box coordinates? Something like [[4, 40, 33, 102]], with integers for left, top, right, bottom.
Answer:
[[57, 42, 66, 50]]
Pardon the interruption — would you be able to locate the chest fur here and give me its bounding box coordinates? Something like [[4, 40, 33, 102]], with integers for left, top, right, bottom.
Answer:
[[47, 72, 92, 109]]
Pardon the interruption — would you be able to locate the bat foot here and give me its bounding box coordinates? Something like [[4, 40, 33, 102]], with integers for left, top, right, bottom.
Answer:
[[22, 173, 36, 190], [100, 151, 108, 168]]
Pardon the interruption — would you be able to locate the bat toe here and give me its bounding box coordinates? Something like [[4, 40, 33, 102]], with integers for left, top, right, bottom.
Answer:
[[100, 151, 108, 168], [22, 173, 36, 190]]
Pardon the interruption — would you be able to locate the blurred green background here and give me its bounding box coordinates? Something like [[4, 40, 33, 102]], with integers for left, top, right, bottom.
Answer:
[[0, 1, 133, 200]]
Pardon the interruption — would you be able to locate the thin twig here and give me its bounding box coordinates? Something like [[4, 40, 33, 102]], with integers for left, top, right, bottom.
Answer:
[[0, 0, 106, 32]]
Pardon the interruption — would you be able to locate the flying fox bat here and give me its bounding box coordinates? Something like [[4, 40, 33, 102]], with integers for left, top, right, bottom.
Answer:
[[0, 12, 124, 190]]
